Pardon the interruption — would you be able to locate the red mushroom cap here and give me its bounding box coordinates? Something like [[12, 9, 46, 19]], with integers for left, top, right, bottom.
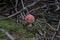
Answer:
[[25, 14, 35, 23]]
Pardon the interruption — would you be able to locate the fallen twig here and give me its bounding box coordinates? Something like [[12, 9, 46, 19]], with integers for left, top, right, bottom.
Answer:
[[51, 20, 60, 40], [0, 28, 15, 40]]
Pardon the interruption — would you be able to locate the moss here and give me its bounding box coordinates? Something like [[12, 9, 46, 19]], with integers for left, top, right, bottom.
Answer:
[[0, 19, 33, 40]]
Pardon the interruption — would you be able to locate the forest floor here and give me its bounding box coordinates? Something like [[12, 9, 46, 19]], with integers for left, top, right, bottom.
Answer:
[[0, 18, 34, 40]]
